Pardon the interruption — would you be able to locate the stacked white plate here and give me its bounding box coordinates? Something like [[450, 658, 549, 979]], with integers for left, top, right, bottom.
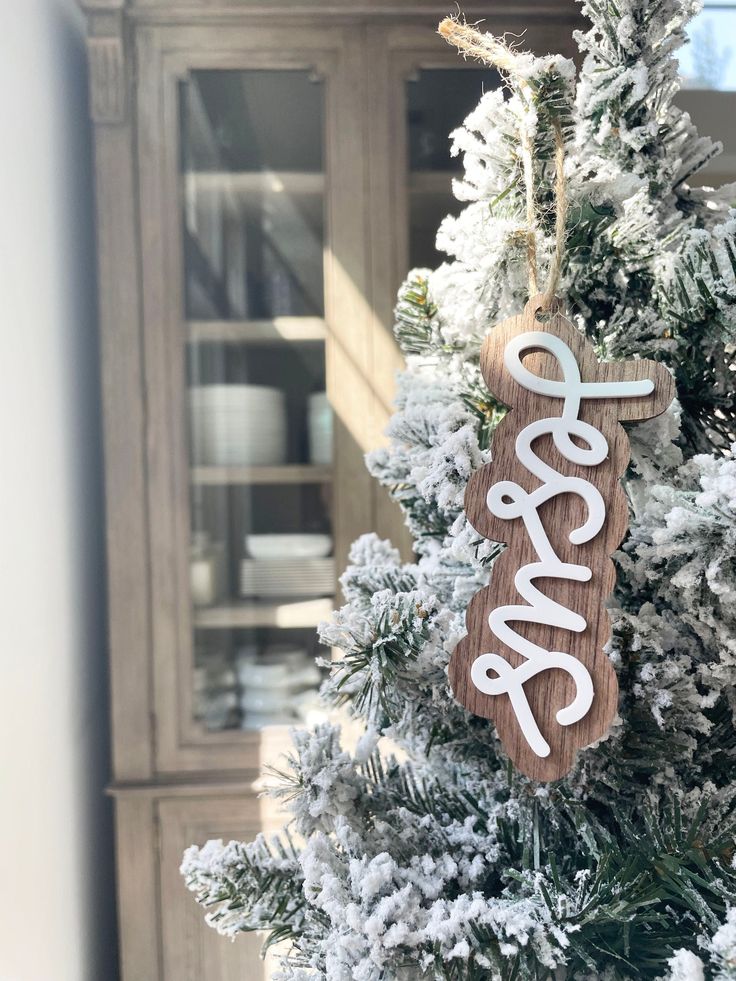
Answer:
[[308, 392, 332, 465], [193, 652, 239, 731], [188, 384, 287, 467], [246, 533, 332, 559], [236, 644, 323, 729], [239, 557, 335, 597]]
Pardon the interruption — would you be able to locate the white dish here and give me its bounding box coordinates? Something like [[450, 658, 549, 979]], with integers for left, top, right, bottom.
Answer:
[[240, 570, 334, 582], [308, 434, 332, 465], [240, 575, 332, 581], [241, 710, 295, 729], [289, 664, 322, 689], [240, 586, 333, 595], [190, 416, 282, 430], [241, 557, 334, 566], [245, 534, 333, 560], [241, 562, 332, 580], [190, 426, 287, 467], [239, 561, 335, 597], [261, 644, 310, 664], [189, 385, 288, 466], [240, 559, 334, 572], [238, 662, 293, 688], [189, 384, 284, 402], [240, 584, 333, 598], [239, 578, 332, 585], [192, 417, 283, 425], [194, 443, 287, 467], [189, 399, 283, 409], [239, 567, 328, 574], [308, 392, 333, 464], [238, 660, 322, 692], [193, 666, 237, 692], [241, 690, 290, 713], [192, 424, 286, 436], [240, 587, 333, 596]]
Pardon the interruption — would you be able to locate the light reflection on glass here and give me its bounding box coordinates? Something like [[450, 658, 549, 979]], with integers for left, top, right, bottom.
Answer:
[[679, 2, 736, 90]]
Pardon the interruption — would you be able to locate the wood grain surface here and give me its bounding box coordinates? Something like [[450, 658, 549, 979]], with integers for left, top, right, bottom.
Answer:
[[449, 295, 675, 780]]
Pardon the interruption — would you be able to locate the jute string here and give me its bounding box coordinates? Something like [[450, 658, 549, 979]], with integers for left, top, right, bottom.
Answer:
[[438, 16, 567, 309]]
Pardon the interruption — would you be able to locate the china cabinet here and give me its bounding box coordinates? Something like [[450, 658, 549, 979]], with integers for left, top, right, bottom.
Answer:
[[79, 1, 581, 977]]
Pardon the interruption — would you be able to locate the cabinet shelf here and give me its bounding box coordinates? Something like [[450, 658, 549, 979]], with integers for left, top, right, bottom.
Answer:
[[193, 597, 333, 629], [187, 317, 326, 344], [190, 464, 332, 485]]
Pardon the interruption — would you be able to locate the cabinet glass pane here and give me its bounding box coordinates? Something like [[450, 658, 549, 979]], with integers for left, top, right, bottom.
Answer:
[[180, 70, 332, 737], [407, 68, 500, 269], [181, 70, 325, 320]]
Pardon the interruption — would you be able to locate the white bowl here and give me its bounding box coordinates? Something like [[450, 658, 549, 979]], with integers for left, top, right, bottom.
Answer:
[[245, 534, 333, 560]]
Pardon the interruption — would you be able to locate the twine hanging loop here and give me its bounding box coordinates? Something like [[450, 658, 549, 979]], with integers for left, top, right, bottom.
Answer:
[[438, 16, 567, 308]]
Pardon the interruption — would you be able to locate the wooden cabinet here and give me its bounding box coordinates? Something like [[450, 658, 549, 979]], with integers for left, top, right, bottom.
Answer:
[[81, 2, 581, 977]]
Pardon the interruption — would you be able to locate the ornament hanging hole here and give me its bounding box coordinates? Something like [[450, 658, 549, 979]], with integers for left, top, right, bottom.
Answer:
[[570, 433, 590, 450]]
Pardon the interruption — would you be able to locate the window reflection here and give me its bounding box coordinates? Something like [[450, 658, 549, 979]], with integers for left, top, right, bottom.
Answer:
[[180, 70, 325, 320], [680, 2, 736, 90]]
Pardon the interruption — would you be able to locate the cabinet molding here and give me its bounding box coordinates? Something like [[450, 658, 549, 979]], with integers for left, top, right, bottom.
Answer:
[[88, 35, 127, 123], [88, 68, 153, 779]]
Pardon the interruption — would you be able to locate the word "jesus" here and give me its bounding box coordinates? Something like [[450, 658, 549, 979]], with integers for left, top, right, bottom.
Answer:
[[449, 297, 674, 780], [470, 331, 653, 758]]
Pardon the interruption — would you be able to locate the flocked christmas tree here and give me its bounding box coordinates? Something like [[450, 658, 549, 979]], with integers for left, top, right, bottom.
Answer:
[[181, 2, 736, 977]]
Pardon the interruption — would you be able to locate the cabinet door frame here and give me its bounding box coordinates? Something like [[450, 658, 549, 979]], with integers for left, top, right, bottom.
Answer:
[[136, 22, 374, 775], [111, 781, 285, 981], [158, 792, 286, 980]]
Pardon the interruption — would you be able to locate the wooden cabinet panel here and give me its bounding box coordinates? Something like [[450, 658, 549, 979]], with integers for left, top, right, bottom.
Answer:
[[112, 788, 288, 981], [158, 795, 279, 981]]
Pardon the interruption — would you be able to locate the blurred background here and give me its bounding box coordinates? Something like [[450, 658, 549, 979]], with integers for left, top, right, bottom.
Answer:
[[0, 1, 733, 980]]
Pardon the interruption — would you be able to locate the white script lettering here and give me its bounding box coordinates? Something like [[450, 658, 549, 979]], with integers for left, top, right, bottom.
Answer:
[[471, 332, 654, 757]]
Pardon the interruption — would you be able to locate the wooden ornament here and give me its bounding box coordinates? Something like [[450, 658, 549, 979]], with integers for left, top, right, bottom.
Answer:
[[450, 295, 675, 781]]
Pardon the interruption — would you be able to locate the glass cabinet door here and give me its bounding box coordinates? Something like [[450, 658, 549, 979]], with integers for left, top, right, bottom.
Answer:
[[406, 67, 500, 270], [180, 69, 332, 744], [140, 30, 528, 772]]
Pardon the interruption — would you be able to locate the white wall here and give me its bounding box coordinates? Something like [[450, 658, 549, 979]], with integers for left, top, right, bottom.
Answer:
[[0, 0, 117, 979]]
